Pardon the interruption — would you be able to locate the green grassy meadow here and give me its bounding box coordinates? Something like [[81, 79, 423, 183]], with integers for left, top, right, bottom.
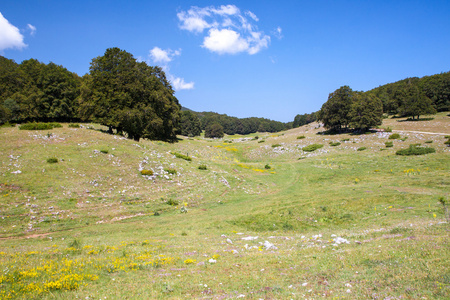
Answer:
[[1, 114, 449, 299]]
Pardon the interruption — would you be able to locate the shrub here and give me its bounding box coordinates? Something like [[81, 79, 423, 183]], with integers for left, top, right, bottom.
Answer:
[[198, 164, 207, 170], [385, 127, 392, 132], [47, 157, 58, 163], [302, 144, 323, 152], [396, 144, 436, 156], [341, 138, 350, 142], [357, 147, 366, 151], [166, 199, 178, 206], [425, 140, 433, 144], [164, 168, 177, 175], [388, 133, 401, 139], [253, 136, 259, 140], [19, 122, 62, 130], [385, 141, 394, 148], [329, 142, 341, 147], [140, 169, 153, 176], [68, 123, 80, 128], [297, 135, 305, 139], [272, 144, 281, 148], [264, 164, 271, 170], [171, 152, 192, 161], [258, 140, 265, 143], [100, 149, 109, 154]]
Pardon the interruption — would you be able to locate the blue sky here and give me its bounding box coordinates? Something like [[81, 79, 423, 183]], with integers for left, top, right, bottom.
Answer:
[[1, 0, 450, 122]]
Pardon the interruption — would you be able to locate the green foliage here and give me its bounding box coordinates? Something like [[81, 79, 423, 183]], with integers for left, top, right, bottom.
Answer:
[[170, 152, 192, 161], [388, 133, 401, 139], [425, 140, 433, 144], [385, 141, 394, 148], [258, 140, 265, 143], [317, 86, 355, 131], [78, 47, 180, 142], [166, 199, 178, 206], [19, 122, 62, 130], [69, 123, 80, 128], [204, 123, 224, 138], [140, 169, 153, 176], [264, 164, 271, 170], [302, 144, 324, 152], [100, 149, 109, 154], [198, 164, 207, 170], [180, 110, 202, 137], [341, 138, 350, 142], [349, 93, 383, 131], [384, 127, 392, 132], [47, 157, 58, 163], [297, 135, 305, 139], [272, 144, 281, 148], [357, 147, 367, 151], [164, 168, 177, 175], [196, 111, 287, 135], [395, 144, 436, 156], [329, 142, 341, 147], [292, 112, 317, 128]]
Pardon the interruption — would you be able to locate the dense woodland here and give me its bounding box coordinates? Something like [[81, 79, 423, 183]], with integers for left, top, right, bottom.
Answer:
[[1, 50, 449, 139]]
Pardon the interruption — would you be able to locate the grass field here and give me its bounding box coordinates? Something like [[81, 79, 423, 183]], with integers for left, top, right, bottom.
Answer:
[[1, 113, 449, 299]]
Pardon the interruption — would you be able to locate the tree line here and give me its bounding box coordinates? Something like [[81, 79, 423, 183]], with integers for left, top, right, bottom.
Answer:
[[0, 48, 180, 141], [298, 71, 449, 132]]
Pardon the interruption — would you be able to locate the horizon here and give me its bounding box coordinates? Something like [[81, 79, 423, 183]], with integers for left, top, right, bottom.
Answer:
[[1, 1, 450, 122]]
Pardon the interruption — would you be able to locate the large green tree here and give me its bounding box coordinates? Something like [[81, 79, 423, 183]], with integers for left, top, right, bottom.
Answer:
[[399, 85, 436, 119], [317, 86, 355, 131], [349, 93, 383, 131], [78, 48, 180, 141], [205, 123, 224, 138], [180, 110, 202, 137]]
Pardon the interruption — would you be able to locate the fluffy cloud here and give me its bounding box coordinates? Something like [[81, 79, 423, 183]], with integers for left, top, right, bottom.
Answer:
[[149, 47, 181, 64], [202, 29, 248, 55], [177, 5, 273, 55], [149, 47, 194, 91], [0, 12, 27, 51]]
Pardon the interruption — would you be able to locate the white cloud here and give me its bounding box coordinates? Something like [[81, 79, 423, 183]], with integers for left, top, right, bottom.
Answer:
[[149, 47, 194, 91], [202, 28, 249, 55], [27, 24, 36, 36], [169, 75, 195, 90], [0, 12, 27, 51], [149, 47, 181, 64], [178, 5, 274, 55]]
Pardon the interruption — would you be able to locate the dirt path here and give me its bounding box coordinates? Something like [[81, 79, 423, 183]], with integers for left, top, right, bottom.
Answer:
[[392, 130, 449, 136]]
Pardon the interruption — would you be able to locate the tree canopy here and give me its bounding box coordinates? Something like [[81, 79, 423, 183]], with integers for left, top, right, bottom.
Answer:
[[78, 48, 181, 141]]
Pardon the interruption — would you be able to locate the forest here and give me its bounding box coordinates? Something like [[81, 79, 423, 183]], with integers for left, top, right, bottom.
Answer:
[[1, 48, 449, 139]]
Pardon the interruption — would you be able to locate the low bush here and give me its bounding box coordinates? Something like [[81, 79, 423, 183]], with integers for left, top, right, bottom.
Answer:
[[100, 149, 109, 154], [388, 133, 401, 139], [341, 138, 350, 142], [384, 127, 393, 132], [425, 140, 433, 144], [357, 147, 366, 151], [272, 144, 281, 148], [198, 164, 207, 170], [329, 142, 341, 147], [297, 135, 305, 139], [170, 152, 192, 161], [68, 123, 80, 128], [396, 144, 436, 156], [302, 144, 323, 152], [19, 122, 62, 130], [166, 199, 178, 206], [264, 164, 271, 170], [140, 169, 153, 176], [47, 157, 58, 163], [385, 141, 394, 148], [258, 140, 265, 143], [164, 168, 177, 175]]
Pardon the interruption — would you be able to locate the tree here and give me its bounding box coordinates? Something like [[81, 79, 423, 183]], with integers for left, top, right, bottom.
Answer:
[[399, 85, 436, 119], [180, 110, 202, 137], [317, 86, 355, 131], [349, 93, 383, 131], [205, 123, 224, 138], [78, 47, 180, 141]]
